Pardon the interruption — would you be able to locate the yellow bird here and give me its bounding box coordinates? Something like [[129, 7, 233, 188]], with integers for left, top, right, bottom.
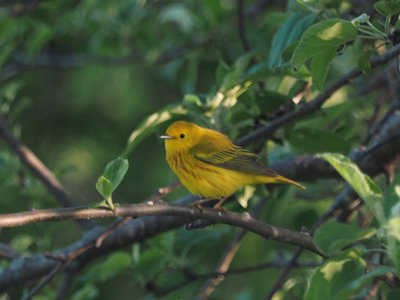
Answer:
[[160, 121, 304, 208]]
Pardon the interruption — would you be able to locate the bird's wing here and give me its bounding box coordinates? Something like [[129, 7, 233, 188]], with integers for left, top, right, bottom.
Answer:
[[192, 142, 278, 177]]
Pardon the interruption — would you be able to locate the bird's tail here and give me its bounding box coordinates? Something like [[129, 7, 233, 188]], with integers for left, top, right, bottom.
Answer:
[[257, 174, 305, 189], [274, 175, 305, 189]]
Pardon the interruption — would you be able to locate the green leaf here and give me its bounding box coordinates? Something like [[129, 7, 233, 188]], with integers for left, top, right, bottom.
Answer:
[[292, 19, 357, 69], [357, 50, 374, 74], [335, 266, 392, 300], [304, 249, 364, 300], [103, 157, 129, 192], [317, 153, 385, 224], [311, 49, 337, 91], [268, 13, 316, 68], [256, 90, 289, 114], [0, 81, 24, 104], [182, 94, 207, 114], [289, 128, 351, 154], [281, 41, 299, 62], [395, 18, 400, 30], [96, 176, 113, 200], [386, 289, 400, 300], [134, 248, 166, 279], [220, 53, 253, 91], [387, 217, 400, 275], [304, 249, 391, 300], [314, 221, 376, 255], [99, 252, 131, 280], [95, 158, 128, 210], [121, 103, 188, 157], [384, 172, 400, 219], [216, 60, 230, 86], [292, 97, 364, 130], [25, 24, 53, 57], [70, 284, 98, 300], [374, 1, 400, 16], [386, 173, 400, 274], [263, 11, 289, 29], [10, 234, 34, 253], [288, 80, 307, 98], [160, 4, 194, 31], [242, 61, 273, 82], [159, 231, 176, 253], [0, 42, 16, 70]]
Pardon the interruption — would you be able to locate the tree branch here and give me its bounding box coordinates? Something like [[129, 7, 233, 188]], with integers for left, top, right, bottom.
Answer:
[[1, 116, 399, 292], [237, 43, 400, 146], [0, 202, 322, 255], [0, 243, 19, 260], [265, 109, 400, 299], [1, 104, 399, 293], [0, 118, 95, 230], [0, 199, 324, 292], [237, 0, 251, 52]]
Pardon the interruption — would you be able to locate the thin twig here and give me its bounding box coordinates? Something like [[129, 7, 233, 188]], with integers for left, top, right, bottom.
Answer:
[[264, 247, 304, 300], [195, 233, 244, 300], [95, 216, 133, 248], [55, 271, 76, 300], [23, 262, 65, 300], [361, 280, 381, 300], [55, 271, 75, 300], [237, 0, 250, 52], [361, 100, 394, 146], [193, 259, 320, 279]]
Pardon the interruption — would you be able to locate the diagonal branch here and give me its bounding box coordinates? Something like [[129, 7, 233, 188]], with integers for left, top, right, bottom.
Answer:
[[265, 110, 400, 299], [0, 118, 95, 230], [237, 43, 400, 146]]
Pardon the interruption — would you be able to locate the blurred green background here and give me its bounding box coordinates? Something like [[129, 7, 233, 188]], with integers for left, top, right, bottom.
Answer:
[[0, 0, 395, 299]]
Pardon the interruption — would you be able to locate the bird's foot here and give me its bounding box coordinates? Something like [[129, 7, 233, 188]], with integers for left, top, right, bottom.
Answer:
[[193, 197, 218, 209], [213, 197, 228, 211], [193, 201, 204, 211]]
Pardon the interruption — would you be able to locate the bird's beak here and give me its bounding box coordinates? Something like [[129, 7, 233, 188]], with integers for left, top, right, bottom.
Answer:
[[159, 135, 175, 139]]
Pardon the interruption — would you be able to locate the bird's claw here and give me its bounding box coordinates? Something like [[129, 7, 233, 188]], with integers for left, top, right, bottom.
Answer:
[[193, 201, 204, 211]]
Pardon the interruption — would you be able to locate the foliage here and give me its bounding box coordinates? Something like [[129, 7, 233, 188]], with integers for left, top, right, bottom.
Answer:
[[0, 0, 400, 299]]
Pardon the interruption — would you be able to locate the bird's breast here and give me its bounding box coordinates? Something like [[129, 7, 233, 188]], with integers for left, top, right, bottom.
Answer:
[[166, 151, 244, 198]]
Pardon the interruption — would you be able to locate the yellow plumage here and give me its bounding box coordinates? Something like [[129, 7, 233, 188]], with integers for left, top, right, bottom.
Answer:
[[160, 121, 304, 204]]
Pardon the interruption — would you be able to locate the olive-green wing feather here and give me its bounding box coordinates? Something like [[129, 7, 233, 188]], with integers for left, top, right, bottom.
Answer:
[[193, 144, 278, 177]]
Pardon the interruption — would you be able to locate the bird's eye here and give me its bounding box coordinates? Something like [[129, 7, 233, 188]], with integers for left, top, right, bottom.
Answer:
[[180, 133, 185, 139]]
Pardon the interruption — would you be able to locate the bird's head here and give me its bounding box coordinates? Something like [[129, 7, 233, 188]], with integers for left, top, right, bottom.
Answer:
[[160, 121, 202, 153]]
